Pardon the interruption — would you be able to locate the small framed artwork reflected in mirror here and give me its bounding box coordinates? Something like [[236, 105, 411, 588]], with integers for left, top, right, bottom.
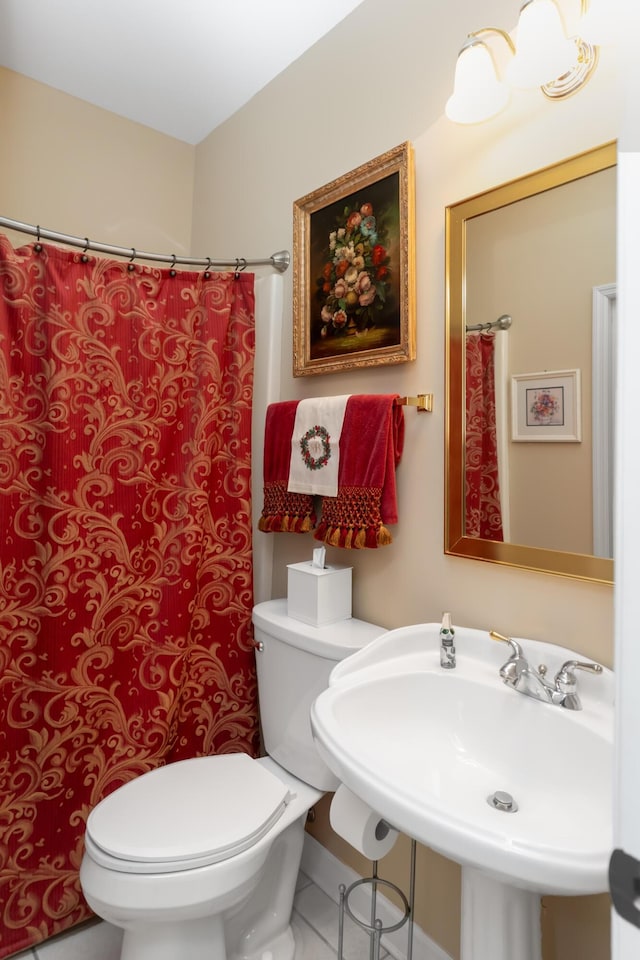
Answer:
[[511, 369, 581, 442]]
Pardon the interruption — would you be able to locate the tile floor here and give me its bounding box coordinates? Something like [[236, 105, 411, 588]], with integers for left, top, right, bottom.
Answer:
[[10, 871, 389, 960]]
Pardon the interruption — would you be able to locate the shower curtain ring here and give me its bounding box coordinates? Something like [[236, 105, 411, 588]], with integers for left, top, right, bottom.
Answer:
[[204, 257, 212, 279], [170, 254, 177, 277], [35, 225, 42, 253], [128, 248, 137, 272], [81, 237, 90, 263]]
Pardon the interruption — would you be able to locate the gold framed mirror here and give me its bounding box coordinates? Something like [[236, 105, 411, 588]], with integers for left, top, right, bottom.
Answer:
[[445, 142, 616, 583]]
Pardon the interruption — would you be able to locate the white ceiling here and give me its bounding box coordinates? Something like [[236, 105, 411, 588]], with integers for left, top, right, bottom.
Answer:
[[0, 0, 366, 145]]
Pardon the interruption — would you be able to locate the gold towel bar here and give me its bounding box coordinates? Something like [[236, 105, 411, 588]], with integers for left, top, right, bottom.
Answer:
[[395, 393, 433, 413]]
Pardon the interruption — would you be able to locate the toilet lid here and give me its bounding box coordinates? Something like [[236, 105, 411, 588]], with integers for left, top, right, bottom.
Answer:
[[86, 754, 291, 869]]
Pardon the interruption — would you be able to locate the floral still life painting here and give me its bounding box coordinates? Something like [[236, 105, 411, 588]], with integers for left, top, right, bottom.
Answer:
[[527, 387, 562, 426], [316, 190, 394, 341], [293, 143, 415, 377]]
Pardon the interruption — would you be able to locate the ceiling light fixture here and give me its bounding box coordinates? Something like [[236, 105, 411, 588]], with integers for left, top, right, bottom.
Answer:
[[446, 0, 600, 125]]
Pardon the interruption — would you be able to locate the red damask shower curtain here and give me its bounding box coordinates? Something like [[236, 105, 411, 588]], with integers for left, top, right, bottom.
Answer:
[[465, 332, 504, 541], [0, 236, 260, 957]]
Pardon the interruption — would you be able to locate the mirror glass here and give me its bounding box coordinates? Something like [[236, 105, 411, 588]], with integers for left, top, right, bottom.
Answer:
[[445, 142, 616, 583]]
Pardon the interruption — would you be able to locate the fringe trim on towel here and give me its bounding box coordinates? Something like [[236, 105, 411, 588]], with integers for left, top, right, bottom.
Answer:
[[258, 482, 316, 534], [313, 485, 393, 550], [314, 522, 393, 549]]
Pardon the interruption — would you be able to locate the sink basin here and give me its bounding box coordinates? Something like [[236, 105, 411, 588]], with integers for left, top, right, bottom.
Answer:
[[310, 623, 613, 898]]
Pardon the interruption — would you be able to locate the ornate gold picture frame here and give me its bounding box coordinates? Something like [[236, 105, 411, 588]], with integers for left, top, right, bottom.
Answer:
[[293, 142, 415, 377]]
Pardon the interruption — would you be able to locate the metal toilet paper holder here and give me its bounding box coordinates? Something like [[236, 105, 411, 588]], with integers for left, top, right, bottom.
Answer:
[[337, 838, 416, 960]]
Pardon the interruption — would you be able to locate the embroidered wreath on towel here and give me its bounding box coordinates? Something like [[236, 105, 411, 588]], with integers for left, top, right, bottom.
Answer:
[[300, 425, 331, 471]]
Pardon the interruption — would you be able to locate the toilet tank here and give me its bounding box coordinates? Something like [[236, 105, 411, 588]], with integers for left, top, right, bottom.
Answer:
[[252, 599, 386, 791]]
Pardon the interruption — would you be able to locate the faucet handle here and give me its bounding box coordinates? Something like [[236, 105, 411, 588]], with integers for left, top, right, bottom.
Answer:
[[554, 659, 603, 693], [490, 632, 526, 686], [489, 631, 524, 659]]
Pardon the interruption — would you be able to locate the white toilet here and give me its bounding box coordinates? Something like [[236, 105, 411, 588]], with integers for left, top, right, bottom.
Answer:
[[80, 598, 385, 960]]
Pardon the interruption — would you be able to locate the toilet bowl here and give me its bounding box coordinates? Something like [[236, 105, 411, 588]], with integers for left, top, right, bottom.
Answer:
[[81, 756, 319, 960], [79, 599, 386, 960]]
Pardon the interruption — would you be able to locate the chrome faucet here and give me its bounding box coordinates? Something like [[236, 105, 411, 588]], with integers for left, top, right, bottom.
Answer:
[[490, 631, 602, 710]]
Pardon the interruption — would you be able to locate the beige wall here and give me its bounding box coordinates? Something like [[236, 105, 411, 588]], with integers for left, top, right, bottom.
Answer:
[[190, 0, 617, 664], [0, 2, 619, 957], [0, 67, 195, 254], [192, 1, 618, 958], [466, 167, 616, 554]]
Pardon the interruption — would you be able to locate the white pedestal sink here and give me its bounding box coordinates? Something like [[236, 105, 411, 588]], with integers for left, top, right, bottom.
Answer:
[[310, 623, 613, 960]]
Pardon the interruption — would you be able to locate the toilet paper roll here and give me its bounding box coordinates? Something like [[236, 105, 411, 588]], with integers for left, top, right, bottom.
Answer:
[[330, 785, 398, 860]]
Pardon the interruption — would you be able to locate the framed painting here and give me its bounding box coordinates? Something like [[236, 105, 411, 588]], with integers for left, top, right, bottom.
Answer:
[[293, 142, 415, 377], [511, 369, 582, 442]]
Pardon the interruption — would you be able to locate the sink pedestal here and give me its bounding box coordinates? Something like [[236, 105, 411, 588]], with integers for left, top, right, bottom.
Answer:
[[461, 867, 541, 960]]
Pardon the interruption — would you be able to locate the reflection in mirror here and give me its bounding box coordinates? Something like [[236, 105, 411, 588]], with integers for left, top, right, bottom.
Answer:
[[445, 142, 616, 583]]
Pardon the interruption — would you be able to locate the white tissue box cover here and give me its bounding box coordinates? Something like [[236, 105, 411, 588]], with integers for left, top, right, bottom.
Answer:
[[287, 561, 352, 626]]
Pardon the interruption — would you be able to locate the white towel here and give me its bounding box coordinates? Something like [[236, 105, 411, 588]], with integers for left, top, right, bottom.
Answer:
[[287, 395, 350, 497]]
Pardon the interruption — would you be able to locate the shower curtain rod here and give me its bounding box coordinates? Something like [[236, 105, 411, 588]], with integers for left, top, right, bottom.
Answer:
[[466, 314, 512, 333], [0, 217, 291, 273]]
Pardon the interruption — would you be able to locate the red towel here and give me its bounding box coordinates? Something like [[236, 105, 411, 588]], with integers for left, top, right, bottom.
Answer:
[[258, 401, 317, 534], [315, 395, 404, 549], [258, 395, 404, 549]]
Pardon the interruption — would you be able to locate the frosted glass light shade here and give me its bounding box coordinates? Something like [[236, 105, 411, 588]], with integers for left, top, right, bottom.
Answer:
[[507, 0, 578, 88], [445, 41, 510, 124]]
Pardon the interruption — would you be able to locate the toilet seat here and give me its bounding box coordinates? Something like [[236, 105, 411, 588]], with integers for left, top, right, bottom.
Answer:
[[85, 754, 291, 874]]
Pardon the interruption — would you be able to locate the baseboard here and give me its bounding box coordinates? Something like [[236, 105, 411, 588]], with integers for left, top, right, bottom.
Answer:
[[301, 834, 452, 960]]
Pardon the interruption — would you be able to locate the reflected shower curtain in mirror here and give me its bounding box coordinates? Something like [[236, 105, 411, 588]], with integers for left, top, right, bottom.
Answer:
[[465, 332, 503, 541], [0, 235, 260, 957]]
